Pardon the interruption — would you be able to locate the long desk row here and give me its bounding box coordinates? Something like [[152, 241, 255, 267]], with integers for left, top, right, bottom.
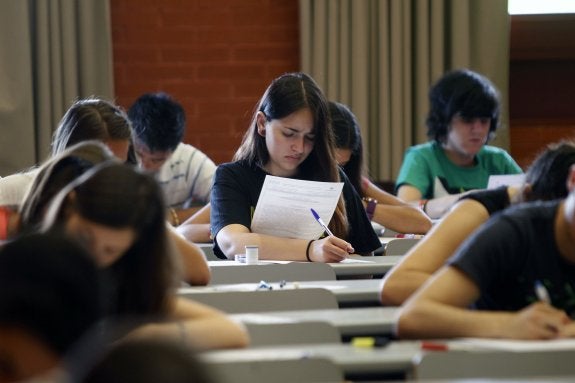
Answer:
[[205, 255, 402, 283], [179, 278, 383, 310], [190, 242, 575, 382], [201, 340, 575, 382], [231, 306, 398, 338]]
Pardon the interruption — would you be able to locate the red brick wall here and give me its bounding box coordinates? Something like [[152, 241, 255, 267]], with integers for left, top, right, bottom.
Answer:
[[111, 0, 300, 164]]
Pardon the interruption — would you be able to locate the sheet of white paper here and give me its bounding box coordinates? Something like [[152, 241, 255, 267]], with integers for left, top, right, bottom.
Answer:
[[251, 176, 344, 240], [339, 258, 374, 264], [487, 174, 526, 189]]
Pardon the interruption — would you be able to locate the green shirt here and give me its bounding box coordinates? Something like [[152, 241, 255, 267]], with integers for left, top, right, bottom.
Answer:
[[395, 142, 522, 199]]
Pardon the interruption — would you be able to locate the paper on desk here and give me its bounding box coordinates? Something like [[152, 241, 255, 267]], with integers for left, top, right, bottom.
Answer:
[[251, 175, 344, 240], [487, 174, 525, 189], [454, 338, 575, 352], [340, 258, 374, 264]]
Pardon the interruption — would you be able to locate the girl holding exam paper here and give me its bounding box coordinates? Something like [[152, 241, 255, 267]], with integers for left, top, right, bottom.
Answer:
[[210, 72, 381, 262]]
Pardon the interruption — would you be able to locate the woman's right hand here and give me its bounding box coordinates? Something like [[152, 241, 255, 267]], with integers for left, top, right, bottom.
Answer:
[[504, 302, 570, 339], [308, 236, 353, 263]]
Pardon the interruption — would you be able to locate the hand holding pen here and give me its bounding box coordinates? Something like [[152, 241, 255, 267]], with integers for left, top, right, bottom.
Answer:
[[310, 208, 354, 262], [503, 281, 570, 339]]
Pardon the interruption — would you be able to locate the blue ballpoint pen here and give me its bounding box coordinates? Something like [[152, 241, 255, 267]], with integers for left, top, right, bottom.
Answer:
[[534, 280, 551, 304], [310, 208, 334, 236]]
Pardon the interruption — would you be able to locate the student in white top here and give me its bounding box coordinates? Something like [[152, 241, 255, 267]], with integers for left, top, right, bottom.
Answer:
[[0, 98, 132, 206], [128, 93, 217, 226]]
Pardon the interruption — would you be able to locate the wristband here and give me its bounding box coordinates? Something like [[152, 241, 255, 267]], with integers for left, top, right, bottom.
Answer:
[[363, 197, 377, 221], [305, 239, 316, 262]]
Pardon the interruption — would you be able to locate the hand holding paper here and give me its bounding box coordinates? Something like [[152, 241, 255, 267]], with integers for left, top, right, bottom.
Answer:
[[250, 176, 344, 240]]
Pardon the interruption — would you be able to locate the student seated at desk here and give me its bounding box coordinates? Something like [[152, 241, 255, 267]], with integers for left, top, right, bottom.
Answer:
[[176, 100, 435, 244], [395, 69, 522, 219], [396, 162, 575, 340], [37, 162, 248, 350], [381, 141, 575, 306], [210, 72, 381, 262], [329, 101, 432, 235], [0, 98, 132, 207], [12, 141, 211, 286]]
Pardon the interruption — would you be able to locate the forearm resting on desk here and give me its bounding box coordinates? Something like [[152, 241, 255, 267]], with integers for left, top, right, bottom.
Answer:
[[216, 225, 352, 262]]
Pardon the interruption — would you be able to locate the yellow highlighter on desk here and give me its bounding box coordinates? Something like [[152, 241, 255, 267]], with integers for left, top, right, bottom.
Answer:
[[351, 336, 390, 348]]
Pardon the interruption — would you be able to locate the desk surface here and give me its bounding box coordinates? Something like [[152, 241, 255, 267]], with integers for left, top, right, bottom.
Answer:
[[207, 255, 401, 278], [207, 261, 336, 284], [231, 306, 398, 337], [180, 278, 382, 307], [329, 255, 401, 276], [201, 341, 420, 378], [203, 340, 575, 381]]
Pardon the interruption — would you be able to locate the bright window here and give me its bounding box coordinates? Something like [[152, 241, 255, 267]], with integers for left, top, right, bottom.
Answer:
[[509, 0, 575, 15]]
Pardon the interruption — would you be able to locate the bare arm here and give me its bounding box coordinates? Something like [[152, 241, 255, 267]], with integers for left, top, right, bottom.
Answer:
[[397, 183, 469, 219], [167, 206, 204, 226], [167, 226, 210, 285], [396, 267, 571, 340], [380, 199, 489, 306], [177, 203, 212, 243], [396, 184, 422, 202], [129, 297, 250, 350], [363, 179, 432, 234], [216, 223, 354, 262]]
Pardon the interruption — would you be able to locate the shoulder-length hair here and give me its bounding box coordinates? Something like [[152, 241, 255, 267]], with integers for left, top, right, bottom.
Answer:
[[234, 72, 348, 237], [41, 162, 176, 317], [330, 101, 364, 195], [19, 141, 116, 234], [51, 98, 132, 156], [426, 69, 500, 144]]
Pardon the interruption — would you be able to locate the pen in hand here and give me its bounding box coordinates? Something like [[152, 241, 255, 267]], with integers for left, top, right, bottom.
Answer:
[[534, 280, 551, 305], [310, 208, 334, 237], [310, 208, 353, 254]]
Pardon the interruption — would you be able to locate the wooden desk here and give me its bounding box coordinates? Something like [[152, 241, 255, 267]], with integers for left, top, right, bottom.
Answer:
[[329, 255, 401, 277], [231, 306, 398, 338], [201, 341, 420, 381], [384, 238, 420, 256], [411, 341, 575, 380], [206, 356, 343, 383], [207, 261, 336, 284], [181, 278, 382, 308], [207, 256, 400, 281], [197, 242, 217, 261], [179, 287, 338, 313], [203, 340, 575, 381]]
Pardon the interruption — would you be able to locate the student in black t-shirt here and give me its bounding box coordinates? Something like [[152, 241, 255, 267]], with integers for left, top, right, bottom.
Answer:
[[210, 72, 381, 262], [381, 140, 575, 306], [395, 142, 575, 340]]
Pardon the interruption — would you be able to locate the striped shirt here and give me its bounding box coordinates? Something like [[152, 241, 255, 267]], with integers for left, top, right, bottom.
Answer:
[[156, 143, 216, 209]]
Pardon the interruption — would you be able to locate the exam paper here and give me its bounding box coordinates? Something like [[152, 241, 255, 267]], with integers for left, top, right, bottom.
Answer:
[[250, 175, 344, 240], [487, 174, 525, 189]]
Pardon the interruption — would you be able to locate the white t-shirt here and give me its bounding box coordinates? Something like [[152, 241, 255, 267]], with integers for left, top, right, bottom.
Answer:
[[156, 143, 216, 209], [0, 169, 38, 206]]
